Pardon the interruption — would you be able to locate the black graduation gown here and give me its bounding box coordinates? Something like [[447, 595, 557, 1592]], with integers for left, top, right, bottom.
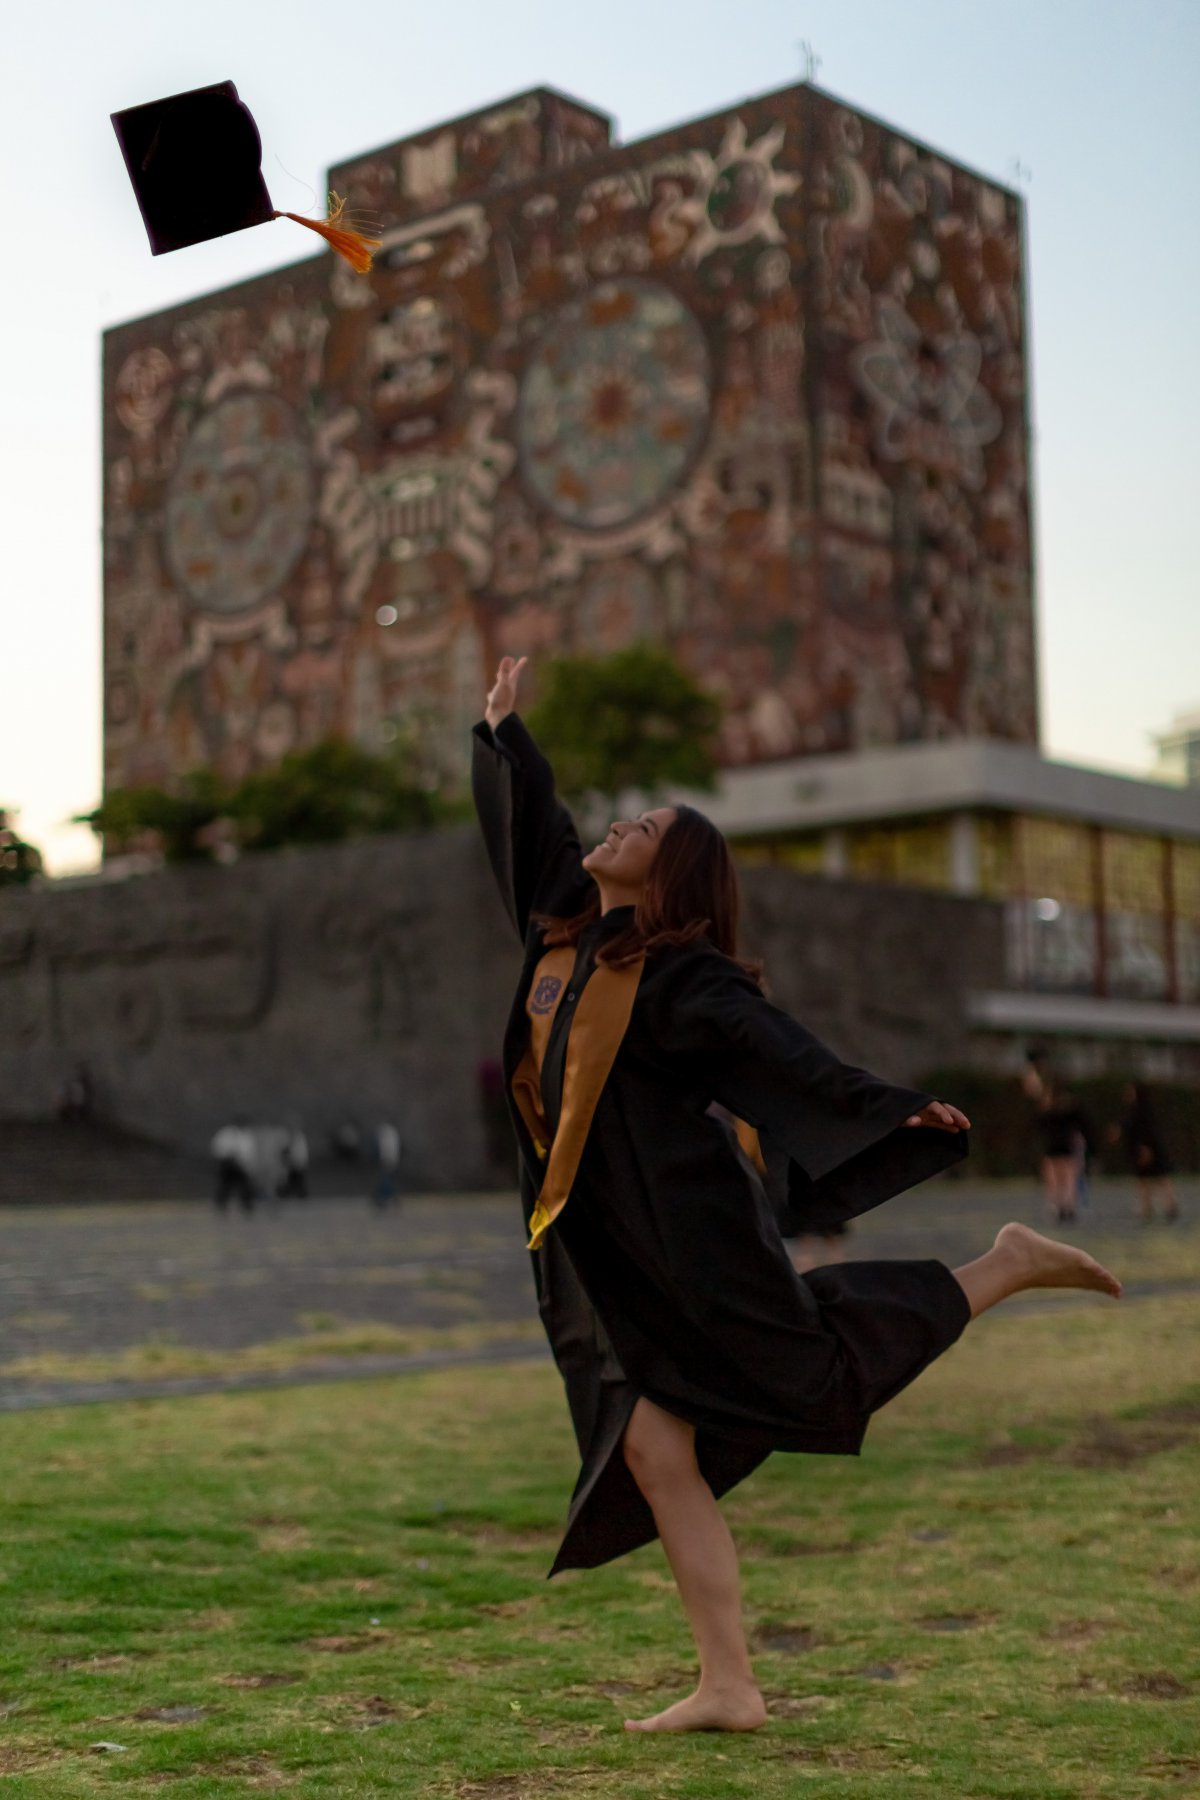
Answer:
[[472, 713, 971, 1576]]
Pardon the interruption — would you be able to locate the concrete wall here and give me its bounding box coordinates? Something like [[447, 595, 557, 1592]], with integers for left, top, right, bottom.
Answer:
[[0, 831, 1007, 1180]]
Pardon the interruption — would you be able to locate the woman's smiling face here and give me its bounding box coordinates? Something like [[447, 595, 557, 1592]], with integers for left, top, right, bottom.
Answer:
[[582, 807, 678, 896]]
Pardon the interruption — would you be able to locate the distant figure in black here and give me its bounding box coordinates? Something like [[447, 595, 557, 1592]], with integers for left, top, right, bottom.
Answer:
[[278, 1121, 310, 1199], [473, 654, 1123, 1736], [210, 1116, 256, 1213], [1022, 1061, 1092, 1222], [1117, 1083, 1179, 1223]]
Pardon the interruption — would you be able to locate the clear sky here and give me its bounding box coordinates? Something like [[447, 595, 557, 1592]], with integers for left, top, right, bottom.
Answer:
[[2, 0, 1198, 872]]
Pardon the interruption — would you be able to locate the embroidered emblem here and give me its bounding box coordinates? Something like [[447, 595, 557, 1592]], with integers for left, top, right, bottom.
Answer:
[[529, 975, 564, 1015]]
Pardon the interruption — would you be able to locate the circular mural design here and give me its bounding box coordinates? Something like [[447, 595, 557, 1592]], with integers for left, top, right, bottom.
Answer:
[[517, 279, 712, 531], [165, 393, 314, 613]]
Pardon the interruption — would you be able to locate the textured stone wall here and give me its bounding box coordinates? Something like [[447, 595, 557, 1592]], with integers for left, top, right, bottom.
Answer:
[[0, 830, 1005, 1179]]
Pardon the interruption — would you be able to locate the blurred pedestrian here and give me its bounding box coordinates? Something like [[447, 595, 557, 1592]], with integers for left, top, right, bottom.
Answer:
[[1022, 1061, 1091, 1224], [56, 1063, 95, 1123], [211, 1116, 256, 1213], [372, 1120, 402, 1209], [332, 1118, 362, 1164], [1115, 1082, 1179, 1223], [278, 1120, 310, 1199]]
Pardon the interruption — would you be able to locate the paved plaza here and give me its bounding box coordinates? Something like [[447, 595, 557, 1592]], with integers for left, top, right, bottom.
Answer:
[[0, 1177, 1194, 1412]]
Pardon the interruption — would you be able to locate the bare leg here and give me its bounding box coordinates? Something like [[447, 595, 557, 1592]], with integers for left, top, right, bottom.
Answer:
[[1047, 1157, 1077, 1221], [954, 1222, 1122, 1321], [1158, 1177, 1180, 1221], [620, 1398, 766, 1734]]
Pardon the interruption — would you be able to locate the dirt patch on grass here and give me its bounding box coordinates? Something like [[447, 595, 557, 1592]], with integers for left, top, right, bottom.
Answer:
[[133, 1703, 212, 1722], [763, 1691, 838, 1719], [982, 1408, 1197, 1470], [917, 1610, 996, 1632], [220, 1671, 302, 1689], [304, 1630, 392, 1653], [330, 1692, 423, 1728], [761, 1743, 893, 1770], [0, 1742, 62, 1775], [755, 1624, 824, 1653], [1065, 1418, 1192, 1468], [1039, 1619, 1113, 1644], [254, 1522, 312, 1553], [147, 1754, 289, 1788], [455, 1777, 609, 1799], [1121, 1672, 1193, 1700], [49, 1650, 142, 1671]]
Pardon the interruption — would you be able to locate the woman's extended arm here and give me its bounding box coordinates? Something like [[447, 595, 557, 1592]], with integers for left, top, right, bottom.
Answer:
[[652, 947, 969, 1224], [471, 656, 594, 940]]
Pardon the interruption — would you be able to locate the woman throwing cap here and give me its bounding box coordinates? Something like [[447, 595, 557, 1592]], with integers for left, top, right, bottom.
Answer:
[[472, 655, 1122, 1734]]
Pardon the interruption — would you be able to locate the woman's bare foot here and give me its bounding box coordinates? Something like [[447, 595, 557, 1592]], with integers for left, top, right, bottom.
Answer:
[[624, 1681, 767, 1733], [996, 1221, 1122, 1298]]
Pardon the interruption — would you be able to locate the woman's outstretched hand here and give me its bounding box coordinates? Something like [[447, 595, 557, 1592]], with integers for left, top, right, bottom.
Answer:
[[485, 655, 528, 731], [903, 1101, 971, 1133]]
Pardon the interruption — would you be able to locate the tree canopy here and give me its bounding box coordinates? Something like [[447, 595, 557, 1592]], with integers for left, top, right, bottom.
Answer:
[[0, 810, 44, 887], [77, 738, 443, 865], [524, 644, 722, 804]]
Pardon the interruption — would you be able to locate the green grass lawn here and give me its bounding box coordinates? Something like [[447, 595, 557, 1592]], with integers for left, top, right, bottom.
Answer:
[[0, 1290, 1197, 1798]]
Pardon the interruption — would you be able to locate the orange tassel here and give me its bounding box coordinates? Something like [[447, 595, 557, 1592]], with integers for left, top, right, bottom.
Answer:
[[275, 192, 381, 274]]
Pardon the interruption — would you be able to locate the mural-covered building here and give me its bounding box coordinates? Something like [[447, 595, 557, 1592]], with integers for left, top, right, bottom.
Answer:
[[102, 80, 1037, 797]]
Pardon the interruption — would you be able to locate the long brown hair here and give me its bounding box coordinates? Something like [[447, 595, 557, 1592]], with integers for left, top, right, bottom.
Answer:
[[536, 804, 762, 981]]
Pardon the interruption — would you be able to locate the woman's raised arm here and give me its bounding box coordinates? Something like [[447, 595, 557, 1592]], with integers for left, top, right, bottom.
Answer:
[[471, 655, 593, 940]]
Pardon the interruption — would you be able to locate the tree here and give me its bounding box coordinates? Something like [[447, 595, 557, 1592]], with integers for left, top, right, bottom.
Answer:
[[227, 738, 440, 851], [524, 644, 722, 805], [75, 770, 229, 864], [77, 738, 444, 864], [0, 810, 44, 887]]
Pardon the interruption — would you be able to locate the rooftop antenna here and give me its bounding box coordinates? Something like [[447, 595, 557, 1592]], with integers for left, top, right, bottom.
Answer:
[[798, 39, 822, 85], [1008, 157, 1033, 189]]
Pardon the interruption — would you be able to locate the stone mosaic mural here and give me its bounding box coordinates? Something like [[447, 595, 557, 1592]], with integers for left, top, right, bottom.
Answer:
[[103, 81, 1036, 795]]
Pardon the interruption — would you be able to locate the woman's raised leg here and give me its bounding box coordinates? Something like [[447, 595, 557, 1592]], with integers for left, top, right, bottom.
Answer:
[[620, 1397, 766, 1733], [953, 1221, 1122, 1321]]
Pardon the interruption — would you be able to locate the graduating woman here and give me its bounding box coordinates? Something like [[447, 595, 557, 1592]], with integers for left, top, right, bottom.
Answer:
[[473, 656, 1122, 1735]]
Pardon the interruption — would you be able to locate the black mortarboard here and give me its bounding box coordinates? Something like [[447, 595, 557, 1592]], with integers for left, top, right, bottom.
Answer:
[[111, 81, 380, 271]]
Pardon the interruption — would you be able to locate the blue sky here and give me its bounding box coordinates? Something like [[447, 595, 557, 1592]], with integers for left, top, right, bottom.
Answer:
[[2, 0, 1198, 870]]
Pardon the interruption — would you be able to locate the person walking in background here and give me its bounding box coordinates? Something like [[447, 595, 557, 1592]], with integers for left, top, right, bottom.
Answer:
[[1115, 1082, 1180, 1223], [1022, 1060, 1091, 1223], [210, 1116, 256, 1213], [278, 1120, 310, 1199], [372, 1120, 402, 1209]]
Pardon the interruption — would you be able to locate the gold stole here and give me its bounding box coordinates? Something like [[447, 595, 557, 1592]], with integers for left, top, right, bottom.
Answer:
[[511, 942, 644, 1250]]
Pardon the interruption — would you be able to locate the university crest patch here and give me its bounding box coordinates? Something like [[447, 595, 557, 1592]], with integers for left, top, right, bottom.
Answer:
[[529, 975, 564, 1015]]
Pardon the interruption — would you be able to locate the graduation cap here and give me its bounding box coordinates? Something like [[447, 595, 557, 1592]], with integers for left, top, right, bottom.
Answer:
[[111, 81, 380, 273]]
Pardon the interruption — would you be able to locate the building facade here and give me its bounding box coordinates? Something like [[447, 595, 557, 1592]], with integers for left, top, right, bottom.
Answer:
[[701, 741, 1200, 1076], [102, 81, 1036, 797]]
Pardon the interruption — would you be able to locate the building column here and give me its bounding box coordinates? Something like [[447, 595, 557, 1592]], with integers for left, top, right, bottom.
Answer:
[[823, 829, 848, 877], [949, 812, 980, 896]]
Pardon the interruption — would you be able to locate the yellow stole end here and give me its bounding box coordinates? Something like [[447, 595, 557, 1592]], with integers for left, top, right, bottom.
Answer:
[[511, 942, 644, 1250]]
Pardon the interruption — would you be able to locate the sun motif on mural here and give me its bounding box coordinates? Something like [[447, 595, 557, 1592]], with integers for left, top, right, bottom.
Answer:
[[681, 118, 801, 265], [516, 278, 712, 532], [165, 393, 315, 613]]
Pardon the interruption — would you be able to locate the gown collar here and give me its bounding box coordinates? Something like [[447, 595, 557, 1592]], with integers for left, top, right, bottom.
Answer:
[[584, 904, 636, 943]]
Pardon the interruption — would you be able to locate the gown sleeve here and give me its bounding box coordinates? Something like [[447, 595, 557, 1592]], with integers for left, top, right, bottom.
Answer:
[[654, 947, 968, 1227], [470, 712, 595, 940]]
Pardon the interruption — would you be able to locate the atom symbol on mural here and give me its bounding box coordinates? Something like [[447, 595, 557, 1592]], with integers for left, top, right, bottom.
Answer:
[[852, 298, 1002, 490]]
